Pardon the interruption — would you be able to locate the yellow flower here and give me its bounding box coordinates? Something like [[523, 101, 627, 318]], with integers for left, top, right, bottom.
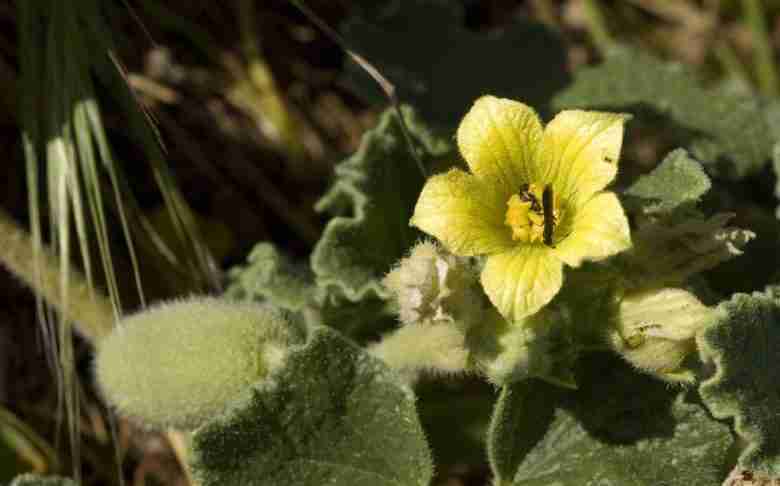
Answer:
[[410, 96, 632, 322]]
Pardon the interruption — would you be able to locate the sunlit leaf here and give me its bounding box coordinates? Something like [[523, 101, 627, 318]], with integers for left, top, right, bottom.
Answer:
[[555, 47, 773, 179], [190, 325, 433, 486]]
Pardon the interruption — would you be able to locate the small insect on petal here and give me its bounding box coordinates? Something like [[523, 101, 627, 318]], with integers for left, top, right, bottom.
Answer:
[[543, 185, 555, 247]]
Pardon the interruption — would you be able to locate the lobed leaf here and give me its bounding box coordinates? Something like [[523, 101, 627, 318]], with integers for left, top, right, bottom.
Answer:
[[625, 149, 711, 214], [310, 106, 452, 303], [699, 293, 780, 476], [225, 242, 397, 342], [489, 356, 732, 486], [225, 242, 316, 312], [190, 325, 433, 486], [341, 0, 568, 127], [554, 47, 773, 179]]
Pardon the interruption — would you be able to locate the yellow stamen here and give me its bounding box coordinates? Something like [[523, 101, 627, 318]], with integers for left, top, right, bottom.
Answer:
[[505, 183, 558, 244]]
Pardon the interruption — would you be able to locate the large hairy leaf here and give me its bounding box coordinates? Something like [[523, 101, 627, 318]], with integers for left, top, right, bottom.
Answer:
[[488, 356, 732, 486], [190, 325, 433, 486], [342, 0, 568, 126], [555, 47, 773, 179], [699, 293, 780, 476], [311, 106, 452, 302]]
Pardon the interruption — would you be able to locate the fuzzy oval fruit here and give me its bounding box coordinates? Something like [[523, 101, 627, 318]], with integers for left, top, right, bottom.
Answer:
[[95, 297, 302, 430]]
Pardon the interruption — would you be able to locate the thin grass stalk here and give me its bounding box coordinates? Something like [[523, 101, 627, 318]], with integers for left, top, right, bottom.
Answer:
[[0, 207, 195, 484], [744, 0, 779, 96], [582, 0, 614, 53]]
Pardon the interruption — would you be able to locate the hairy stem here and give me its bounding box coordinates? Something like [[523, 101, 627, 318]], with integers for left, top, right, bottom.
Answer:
[[0, 207, 113, 342]]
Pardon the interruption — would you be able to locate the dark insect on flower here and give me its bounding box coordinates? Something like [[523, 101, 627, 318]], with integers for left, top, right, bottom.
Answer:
[[543, 184, 555, 247]]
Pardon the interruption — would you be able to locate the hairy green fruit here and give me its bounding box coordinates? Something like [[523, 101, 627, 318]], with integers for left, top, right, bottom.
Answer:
[[95, 298, 303, 430]]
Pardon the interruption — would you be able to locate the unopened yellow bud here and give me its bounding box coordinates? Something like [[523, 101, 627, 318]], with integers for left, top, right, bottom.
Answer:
[[609, 288, 718, 383]]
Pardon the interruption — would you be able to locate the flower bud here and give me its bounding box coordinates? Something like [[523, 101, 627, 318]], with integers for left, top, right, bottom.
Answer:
[[609, 288, 717, 383], [383, 241, 484, 328], [95, 297, 303, 430]]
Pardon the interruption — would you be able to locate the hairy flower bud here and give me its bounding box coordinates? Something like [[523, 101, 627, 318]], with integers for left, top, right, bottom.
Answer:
[[383, 241, 484, 328], [95, 298, 304, 430], [609, 288, 717, 383]]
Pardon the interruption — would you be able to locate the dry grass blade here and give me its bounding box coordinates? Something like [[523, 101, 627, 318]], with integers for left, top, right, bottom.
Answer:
[[15, 0, 219, 482]]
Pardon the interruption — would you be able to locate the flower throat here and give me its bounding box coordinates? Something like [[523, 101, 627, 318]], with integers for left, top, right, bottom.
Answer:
[[504, 183, 559, 246]]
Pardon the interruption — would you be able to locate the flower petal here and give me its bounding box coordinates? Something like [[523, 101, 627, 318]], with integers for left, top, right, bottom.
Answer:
[[551, 192, 631, 267], [411, 168, 514, 256], [538, 110, 629, 209], [481, 246, 563, 323], [457, 96, 544, 193]]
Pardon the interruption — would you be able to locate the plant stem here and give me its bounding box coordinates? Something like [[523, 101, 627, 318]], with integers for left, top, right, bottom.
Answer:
[[714, 40, 752, 87], [234, 0, 306, 161], [582, 0, 614, 53], [743, 0, 779, 96], [0, 207, 114, 342]]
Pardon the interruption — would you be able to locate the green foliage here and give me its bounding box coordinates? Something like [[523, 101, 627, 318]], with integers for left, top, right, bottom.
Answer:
[[9, 475, 77, 486], [311, 106, 451, 302], [341, 0, 569, 126], [95, 298, 304, 430], [625, 149, 711, 214], [190, 325, 433, 486], [554, 47, 773, 179], [228, 107, 455, 342], [698, 292, 780, 476], [488, 357, 733, 486], [224, 242, 397, 342], [225, 243, 316, 312]]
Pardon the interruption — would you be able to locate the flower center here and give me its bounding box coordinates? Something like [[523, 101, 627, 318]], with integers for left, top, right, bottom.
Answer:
[[505, 183, 559, 245]]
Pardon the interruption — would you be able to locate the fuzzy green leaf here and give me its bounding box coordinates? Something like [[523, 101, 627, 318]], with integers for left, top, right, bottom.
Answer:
[[225, 242, 397, 342], [311, 106, 452, 302], [342, 0, 568, 126], [625, 149, 711, 213], [699, 293, 780, 476], [10, 475, 77, 486], [489, 357, 732, 486], [190, 325, 433, 486], [225, 242, 316, 311], [554, 47, 773, 179]]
